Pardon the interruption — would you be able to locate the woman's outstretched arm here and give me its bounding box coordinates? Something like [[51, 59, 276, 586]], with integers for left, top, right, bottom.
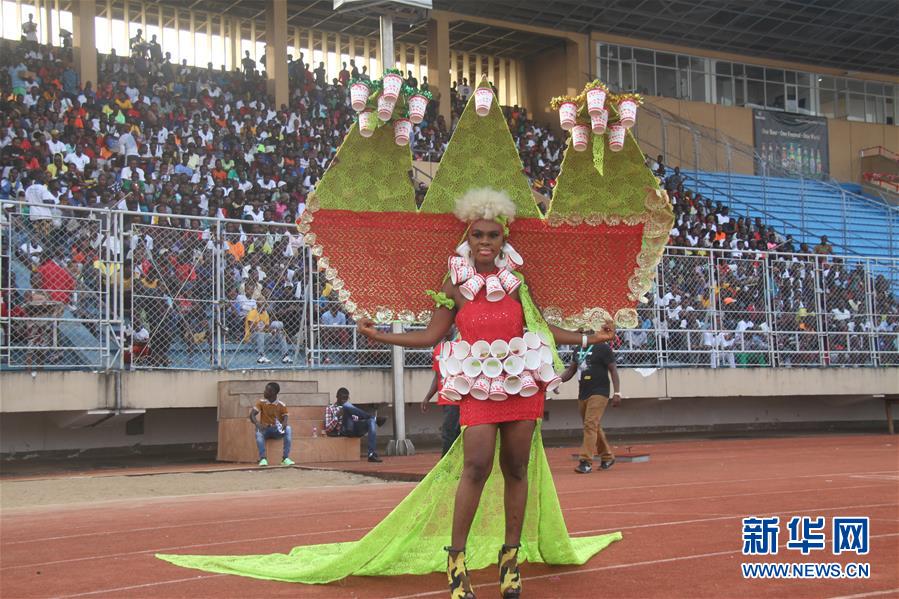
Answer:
[[356, 281, 457, 349]]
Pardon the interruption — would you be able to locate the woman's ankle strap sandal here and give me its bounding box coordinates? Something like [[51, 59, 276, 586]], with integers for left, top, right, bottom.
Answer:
[[498, 544, 522, 598], [445, 546, 476, 599]]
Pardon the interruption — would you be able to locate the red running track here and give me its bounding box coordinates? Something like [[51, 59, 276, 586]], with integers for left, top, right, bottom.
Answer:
[[2, 435, 898, 598]]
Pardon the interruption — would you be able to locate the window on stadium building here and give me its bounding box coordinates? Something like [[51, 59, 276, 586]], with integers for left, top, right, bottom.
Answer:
[[597, 42, 897, 125]]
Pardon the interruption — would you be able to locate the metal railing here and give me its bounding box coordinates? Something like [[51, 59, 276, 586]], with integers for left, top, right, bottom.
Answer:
[[2, 202, 896, 371], [636, 101, 898, 258]]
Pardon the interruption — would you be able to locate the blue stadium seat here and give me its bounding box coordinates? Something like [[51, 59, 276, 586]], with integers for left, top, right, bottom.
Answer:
[[678, 171, 896, 259]]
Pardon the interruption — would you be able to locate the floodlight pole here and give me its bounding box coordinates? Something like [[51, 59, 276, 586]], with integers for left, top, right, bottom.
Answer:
[[379, 14, 394, 73]]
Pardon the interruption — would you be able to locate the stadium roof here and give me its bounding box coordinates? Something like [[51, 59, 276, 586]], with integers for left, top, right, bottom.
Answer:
[[190, 0, 899, 75]]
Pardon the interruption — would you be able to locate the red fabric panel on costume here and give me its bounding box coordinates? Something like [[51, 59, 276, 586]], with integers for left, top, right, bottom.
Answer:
[[509, 219, 644, 319], [310, 210, 462, 316]]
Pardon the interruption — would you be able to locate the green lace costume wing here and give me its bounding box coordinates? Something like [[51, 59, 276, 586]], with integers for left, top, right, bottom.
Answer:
[[157, 423, 621, 583]]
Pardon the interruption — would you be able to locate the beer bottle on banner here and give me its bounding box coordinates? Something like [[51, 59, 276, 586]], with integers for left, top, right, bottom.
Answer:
[[815, 149, 823, 175], [781, 145, 788, 170], [801, 147, 809, 174], [809, 149, 817, 175]]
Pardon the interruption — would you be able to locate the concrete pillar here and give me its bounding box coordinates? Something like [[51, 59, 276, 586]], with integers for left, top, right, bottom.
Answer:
[[265, 0, 289, 108], [426, 16, 451, 125], [565, 35, 589, 96], [72, 0, 97, 86], [230, 17, 241, 72]]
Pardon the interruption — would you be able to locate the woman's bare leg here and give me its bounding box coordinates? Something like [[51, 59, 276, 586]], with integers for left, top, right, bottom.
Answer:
[[451, 424, 498, 548], [498, 420, 536, 545]]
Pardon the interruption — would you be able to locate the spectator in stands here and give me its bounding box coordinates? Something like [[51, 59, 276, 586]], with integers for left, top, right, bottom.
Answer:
[[665, 166, 684, 195], [243, 298, 293, 364], [249, 382, 295, 467], [323, 387, 385, 462], [22, 14, 38, 43], [814, 235, 833, 255]]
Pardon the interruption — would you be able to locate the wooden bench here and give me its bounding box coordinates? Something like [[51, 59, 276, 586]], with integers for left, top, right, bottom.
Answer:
[[216, 380, 360, 464]]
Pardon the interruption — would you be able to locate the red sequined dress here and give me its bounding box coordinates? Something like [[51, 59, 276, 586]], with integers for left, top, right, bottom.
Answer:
[[455, 283, 546, 426]]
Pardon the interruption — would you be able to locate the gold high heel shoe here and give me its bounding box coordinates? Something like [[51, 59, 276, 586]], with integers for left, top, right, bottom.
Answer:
[[498, 544, 522, 598], [445, 546, 476, 599]]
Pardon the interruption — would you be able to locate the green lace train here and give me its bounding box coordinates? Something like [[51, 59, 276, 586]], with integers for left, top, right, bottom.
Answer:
[[156, 424, 622, 584]]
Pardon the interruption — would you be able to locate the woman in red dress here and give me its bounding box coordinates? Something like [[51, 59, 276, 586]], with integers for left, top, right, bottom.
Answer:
[[358, 188, 614, 599]]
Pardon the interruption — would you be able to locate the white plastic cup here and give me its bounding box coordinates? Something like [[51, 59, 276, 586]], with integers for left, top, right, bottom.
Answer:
[[523, 349, 542, 371], [408, 94, 428, 124], [586, 87, 607, 116], [490, 339, 510, 359], [459, 274, 485, 301], [539, 345, 554, 365], [450, 340, 469, 361], [538, 330, 553, 347], [488, 376, 508, 401], [485, 274, 505, 302], [471, 340, 491, 360], [559, 101, 578, 130], [358, 111, 376, 138], [545, 374, 563, 394], [462, 356, 483, 378], [439, 383, 461, 402], [450, 261, 475, 286], [608, 123, 626, 152], [590, 109, 608, 135], [474, 87, 494, 116], [444, 356, 463, 376], [503, 244, 523, 268], [523, 331, 541, 350], [438, 341, 452, 360], [503, 374, 523, 396], [571, 124, 590, 152], [482, 357, 503, 378], [451, 374, 473, 396], [393, 118, 412, 145], [438, 358, 449, 378], [617, 99, 638, 128], [536, 363, 556, 383], [503, 354, 524, 376], [377, 94, 397, 121], [519, 371, 539, 397], [471, 375, 490, 400], [350, 82, 370, 112], [496, 269, 520, 294], [508, 337, 528, 357], [382, 73, 404, 101]]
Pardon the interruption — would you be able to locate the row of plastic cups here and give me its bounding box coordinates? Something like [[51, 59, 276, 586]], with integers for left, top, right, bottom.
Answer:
[[458, 270, 521, 301], [440, 365, 561, 402], [439, 347, 554, 379], [441, 333, 551, 362]]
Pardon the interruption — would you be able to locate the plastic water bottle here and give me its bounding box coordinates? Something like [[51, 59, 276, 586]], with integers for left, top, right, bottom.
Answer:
[[312, 425, 318, 438]]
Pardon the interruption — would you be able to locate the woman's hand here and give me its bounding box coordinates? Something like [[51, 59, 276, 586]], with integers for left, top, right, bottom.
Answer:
[[588, 320, 616, 345], [356, 317, 380, 341]]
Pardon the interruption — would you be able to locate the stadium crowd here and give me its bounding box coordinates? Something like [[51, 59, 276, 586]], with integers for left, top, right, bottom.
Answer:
[[0, 35, 896, 369]]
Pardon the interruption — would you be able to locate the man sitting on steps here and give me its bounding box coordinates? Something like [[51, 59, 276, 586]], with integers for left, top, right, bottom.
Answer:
[[324, 387, 387, 463], [249, 382, 295, 467]]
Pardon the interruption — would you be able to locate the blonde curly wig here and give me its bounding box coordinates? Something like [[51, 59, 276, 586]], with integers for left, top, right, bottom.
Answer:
[[453, 187, 516, 224]]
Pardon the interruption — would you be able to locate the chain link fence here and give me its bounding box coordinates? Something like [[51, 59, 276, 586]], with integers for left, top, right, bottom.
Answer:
[[2, 201, 897, 371]]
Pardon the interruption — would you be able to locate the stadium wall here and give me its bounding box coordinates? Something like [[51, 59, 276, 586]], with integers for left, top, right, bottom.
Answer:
[[520, 29, 899, 182], [1, 369, 895, 455]]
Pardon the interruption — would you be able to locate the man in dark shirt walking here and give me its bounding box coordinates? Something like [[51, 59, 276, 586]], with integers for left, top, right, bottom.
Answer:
[[561, 342, 621, 473]]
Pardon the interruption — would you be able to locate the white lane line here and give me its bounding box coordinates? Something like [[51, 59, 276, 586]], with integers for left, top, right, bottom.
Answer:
[[1, 526, 373, 571], [566, 483, 895, 512], [53, 574, 228, 598], [556, 469, 899, 496], [573, 502, 899, 536], [826, 589, 899, 599], [1, 500, 401, 545], [385, 533, 899, 599]]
